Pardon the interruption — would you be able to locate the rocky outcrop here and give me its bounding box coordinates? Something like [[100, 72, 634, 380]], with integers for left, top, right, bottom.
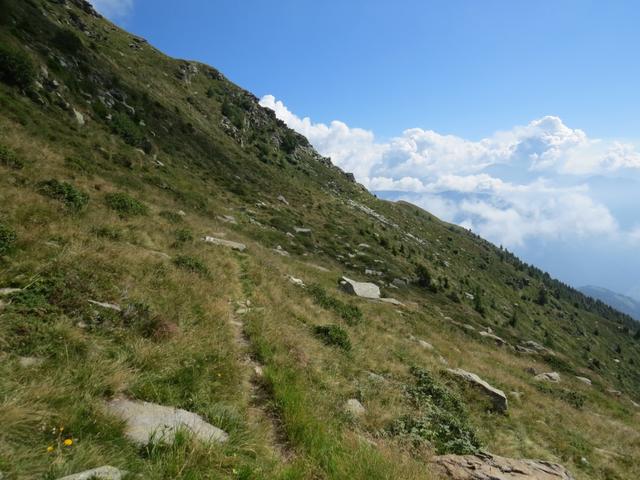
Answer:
[[57, 466, 126, 480], [339, 276, 380, 299], [105, 398, 228, 446], [203, 236, 246, 251], [479, 330, 507, 346], [447, 368, 508, 413], [432, 452, 575, 480]]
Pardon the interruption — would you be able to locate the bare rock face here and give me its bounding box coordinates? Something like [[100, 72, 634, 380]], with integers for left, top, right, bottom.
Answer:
[[535, 372, 561, 383], [447, 368, 508, 413], [432, 452, 575, 480], [339, 276, 380, 299], [105, 398, 228, 446]]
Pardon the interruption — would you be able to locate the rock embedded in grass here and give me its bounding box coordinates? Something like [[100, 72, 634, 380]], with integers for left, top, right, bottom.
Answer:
[[433, 452, 575, 480], [203, 236, 246, 251], [57, 466, 126, 480], [339, 276, 380, 299], [105, 398, 228, 446], [447, 368, 508, 413], [345, 398, 365, 416], [535, 372, 561, 383]]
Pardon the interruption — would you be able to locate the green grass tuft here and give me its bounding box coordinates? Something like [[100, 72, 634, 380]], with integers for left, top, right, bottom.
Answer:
[[105, 192, 148, 217]]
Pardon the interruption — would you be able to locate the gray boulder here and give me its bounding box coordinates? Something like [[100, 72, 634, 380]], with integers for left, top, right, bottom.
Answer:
[[339, 276, 380, 299], [447, 368, 508, 413], [105, 398, 228, 446], [344, 398, 365, 416]]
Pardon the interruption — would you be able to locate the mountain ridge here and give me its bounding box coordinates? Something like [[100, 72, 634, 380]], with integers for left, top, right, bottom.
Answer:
[[580, 285, 640, 322]]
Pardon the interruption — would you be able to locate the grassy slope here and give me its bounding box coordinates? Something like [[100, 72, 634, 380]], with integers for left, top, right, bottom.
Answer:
[[0, 0, 639, 478]]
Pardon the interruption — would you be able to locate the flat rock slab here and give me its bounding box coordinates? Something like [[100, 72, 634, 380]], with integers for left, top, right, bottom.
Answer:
[[57, 466, 126, 480], [575, 376, 592, 385], [203, 236, 246, 251], [378, 297, 404, 306], [433, 452, 575, 480], [339, 276, 380, 299], [479, 331, 506, 345], [105, 399, 228, 445], [447, 368, 508, 413]]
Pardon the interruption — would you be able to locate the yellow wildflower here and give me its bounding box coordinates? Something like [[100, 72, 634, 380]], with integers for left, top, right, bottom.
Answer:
[[63, 438, 73, 447], [47, 445, 54, 453]]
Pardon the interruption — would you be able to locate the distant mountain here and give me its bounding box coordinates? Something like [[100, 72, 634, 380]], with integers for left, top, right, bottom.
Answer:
[[580, 285, 640, 321]]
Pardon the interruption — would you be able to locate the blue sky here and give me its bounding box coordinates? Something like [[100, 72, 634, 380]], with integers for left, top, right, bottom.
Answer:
[[92, 0, 640, 299]]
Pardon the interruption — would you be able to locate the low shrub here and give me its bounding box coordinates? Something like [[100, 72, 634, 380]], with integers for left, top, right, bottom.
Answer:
[[174, 228, 194, 244], [388, 367, 481, 455], [105, 192, 147, 217], [0, 222, 17, 255], [38, 179, 89, 211], [0, 43, 35, 89], [308, 283, 362, 325], [0, 144, 24, 169], [173, 255, 209, 277], [159, 210, 184, 223], [91, 225, 122, 241], [313, 324, 351, 351], [110, 112, 145, 148]]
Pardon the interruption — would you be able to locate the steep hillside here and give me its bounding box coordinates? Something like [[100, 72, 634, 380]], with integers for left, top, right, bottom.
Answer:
[[1, 1, 639, 479], [580, 286, 640, 322]]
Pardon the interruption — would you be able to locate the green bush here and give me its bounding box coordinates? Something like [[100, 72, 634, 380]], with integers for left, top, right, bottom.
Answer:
[[308, 283, 362, 325], [174, 228, 194, 244], [173, 255, 209, 277], [105, 192, 147, 217], [0, 144, 24, 169], [38, 179, 89, 211], [52, 29, 83, 54], [0, 44, 35, 89], [313, 324, 351, 351], [159, 210, 184, 223], [389, 367, 481, 455], [0, 223, 17, 255], [110, 112, 145, 148]]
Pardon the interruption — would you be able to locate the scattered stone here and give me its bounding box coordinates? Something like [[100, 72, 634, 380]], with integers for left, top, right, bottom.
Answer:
[[235, 307, 250, 315], [479, 330, 507, 346], [306, 263, 330, 272], [294, 227, 311, 234], [277, 195, 289, 206], [273, 246, 289, 256], [0, 288, 21, 296], [516, 345, 537, 354], [253, 365, 263, 378], [631, 400, 639, 408], [447, 368, 508, 413], [358, 243, 370, 249], [339, 276, 380, 299], [57, 466, 126, 480], [417, 339, 434, 350], [523, 340, 554, 355], [73, 108, 85, 126], [575, 376, 592, 386], [464, 292, 475, 300], [433, 452, 575, 480], [378, 297, 404, 306], [88, 300, 122, 312], [391, 278, 407, 288], [203, 236, 246, 252], [177, 210, 186, 216], [535, 372, 561, 383], [509, 391, 523, 401], [606, 389, 622, 397], [18, 356, 44, 368], [288, 276, 305, 287], [218, 215, 237, 224], [367, 371, 385, 382], [345, 398, 365, 416], [105, 398, 228, 445]]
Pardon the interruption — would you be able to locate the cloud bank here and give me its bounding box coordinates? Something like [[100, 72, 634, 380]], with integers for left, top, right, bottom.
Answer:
[[260, 94, 640, 249]]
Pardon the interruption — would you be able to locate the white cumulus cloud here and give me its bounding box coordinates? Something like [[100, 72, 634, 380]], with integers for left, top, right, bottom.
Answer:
[[260, 94, 640, 248]]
